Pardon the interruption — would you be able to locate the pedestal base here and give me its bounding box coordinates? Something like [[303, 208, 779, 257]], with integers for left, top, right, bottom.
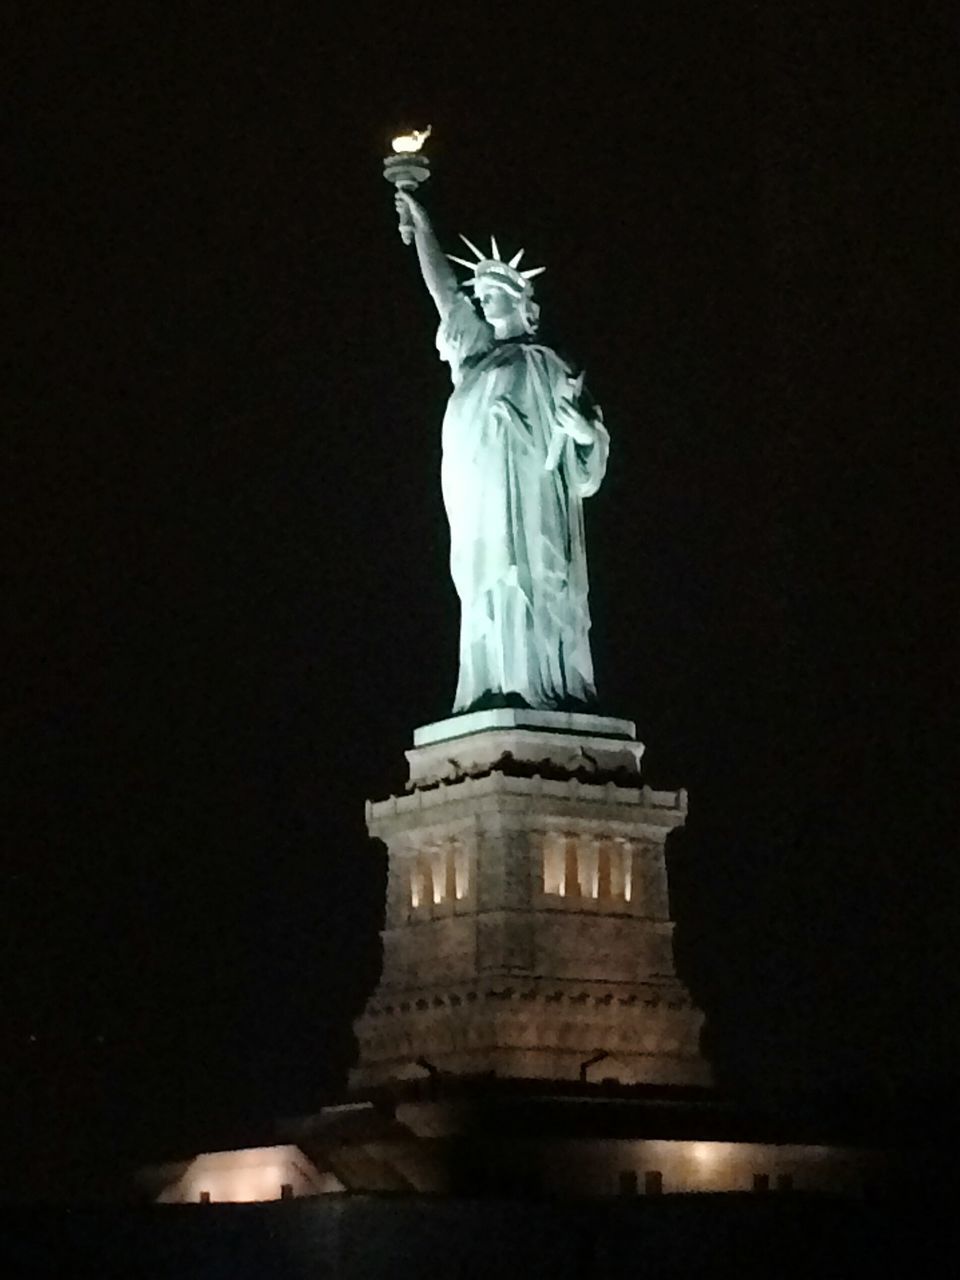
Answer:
[[352, 716, 710, 1093]]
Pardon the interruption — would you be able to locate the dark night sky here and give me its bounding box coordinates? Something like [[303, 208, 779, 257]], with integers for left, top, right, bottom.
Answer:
[[5, 7, 959, 1197]]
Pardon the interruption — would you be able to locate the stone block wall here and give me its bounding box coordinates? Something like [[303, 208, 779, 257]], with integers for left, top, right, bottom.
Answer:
[[351, 757, 710, 1091]]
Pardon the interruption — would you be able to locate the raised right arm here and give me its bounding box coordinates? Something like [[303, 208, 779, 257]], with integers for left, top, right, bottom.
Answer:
[[396, 191, 459, 318]]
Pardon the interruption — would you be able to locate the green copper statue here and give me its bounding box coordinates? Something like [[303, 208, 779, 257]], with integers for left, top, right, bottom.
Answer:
[[395, 190, 609, 714]]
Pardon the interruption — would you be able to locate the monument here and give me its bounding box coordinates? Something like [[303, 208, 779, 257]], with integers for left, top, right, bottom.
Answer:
[[352, 135, 710, 1090], [137, 136, 890, 1215]]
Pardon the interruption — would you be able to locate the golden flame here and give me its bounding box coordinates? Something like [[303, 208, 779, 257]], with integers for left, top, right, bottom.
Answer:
[[391, 125, 431, 154]]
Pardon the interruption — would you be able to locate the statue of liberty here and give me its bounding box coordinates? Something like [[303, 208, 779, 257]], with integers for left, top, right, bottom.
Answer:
[[395, 190, 610, 715]]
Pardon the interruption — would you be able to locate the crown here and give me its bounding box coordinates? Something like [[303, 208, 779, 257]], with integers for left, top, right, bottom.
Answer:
[[447, 234, 546, 298]]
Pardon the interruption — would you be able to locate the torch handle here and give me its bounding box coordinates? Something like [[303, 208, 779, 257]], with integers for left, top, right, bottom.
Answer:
[[396, 180, 416, 245], [384, 153, 430, 247]]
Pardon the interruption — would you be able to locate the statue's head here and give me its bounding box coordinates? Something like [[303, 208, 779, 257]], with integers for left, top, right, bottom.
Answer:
[[475, 273, 541, 335], [448, 235, 545, 336]]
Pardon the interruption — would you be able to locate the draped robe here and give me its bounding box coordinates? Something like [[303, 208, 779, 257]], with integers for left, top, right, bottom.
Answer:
[[437, 294, 609, 713]]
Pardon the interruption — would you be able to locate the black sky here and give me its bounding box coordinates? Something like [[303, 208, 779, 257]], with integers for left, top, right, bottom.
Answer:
[[5, 6, 959, 1198]]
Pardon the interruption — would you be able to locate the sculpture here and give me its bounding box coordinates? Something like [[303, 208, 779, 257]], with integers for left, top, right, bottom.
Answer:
[[394, 187, 609, 714]]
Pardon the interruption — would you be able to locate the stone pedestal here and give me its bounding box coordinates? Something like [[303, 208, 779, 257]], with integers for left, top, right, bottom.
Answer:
[[351, 711, 710, 1091]]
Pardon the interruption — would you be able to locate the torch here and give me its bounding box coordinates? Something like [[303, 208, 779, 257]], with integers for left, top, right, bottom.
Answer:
[[383, 126, 432, 244]]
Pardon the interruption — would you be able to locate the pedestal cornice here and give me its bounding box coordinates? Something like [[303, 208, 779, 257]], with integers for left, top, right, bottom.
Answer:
[[367, 770, 687, 838], [406, 710, 645, 790], [413, 708, 638, 746]]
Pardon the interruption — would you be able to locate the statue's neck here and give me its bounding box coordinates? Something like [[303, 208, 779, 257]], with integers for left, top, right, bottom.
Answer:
[[490, 316, 525, 340]]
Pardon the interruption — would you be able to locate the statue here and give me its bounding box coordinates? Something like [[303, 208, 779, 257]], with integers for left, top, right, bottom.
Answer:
[[394, 188, 610, 714]]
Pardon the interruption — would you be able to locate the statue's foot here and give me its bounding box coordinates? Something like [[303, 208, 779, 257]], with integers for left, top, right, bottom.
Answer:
[[554, 695, 598, 714], [459, 691, 600, 715], [461, 690, 532, 713]]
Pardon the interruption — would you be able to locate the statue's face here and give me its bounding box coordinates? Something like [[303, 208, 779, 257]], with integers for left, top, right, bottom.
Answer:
[[476, 283, 519, 324]]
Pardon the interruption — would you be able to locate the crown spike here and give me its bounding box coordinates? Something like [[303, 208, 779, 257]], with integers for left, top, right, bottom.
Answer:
[[447, 254, 478, 270], [521, 266, 546, 279], [490, 234, 501, 261], [508, 248, 525, 268], [458, 233, 486, 262]]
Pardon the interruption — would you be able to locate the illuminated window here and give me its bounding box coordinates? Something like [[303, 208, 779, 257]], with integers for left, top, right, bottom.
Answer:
[[430, 849, 444, 904], [410, 854, 434, 909], [609, 840, 632, 901], [542, 832, 566, 895], [410, 842, 468, 908], [597, 843, 612, 898], [578, 839, 599, 898], [454, 843, 469, 899], [644, 1170, 663, 1196], [199, 1190, 211, 1203], [543, 835, 635, 901], [564, 838, 580, 898]]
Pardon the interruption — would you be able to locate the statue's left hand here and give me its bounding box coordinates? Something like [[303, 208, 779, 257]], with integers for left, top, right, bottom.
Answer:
[[556, 395, 598, 446]]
